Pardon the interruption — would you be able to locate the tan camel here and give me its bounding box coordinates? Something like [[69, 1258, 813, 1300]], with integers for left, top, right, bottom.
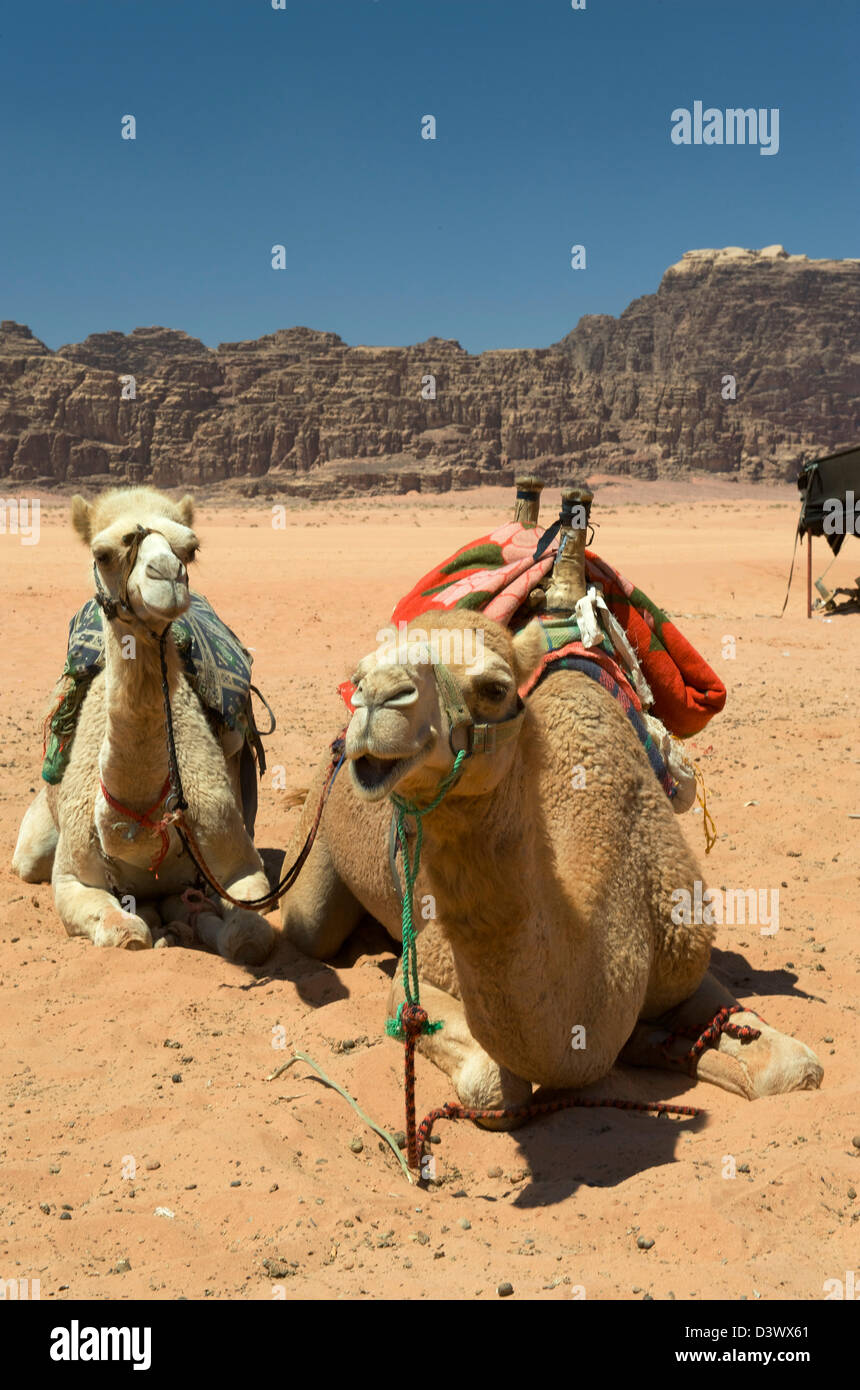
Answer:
[[282, 609, 822, 1119], [12, 487, 275, 964]]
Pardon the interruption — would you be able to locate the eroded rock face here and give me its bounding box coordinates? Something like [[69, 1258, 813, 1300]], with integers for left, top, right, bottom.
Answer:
[[1, 247, 858, 495]]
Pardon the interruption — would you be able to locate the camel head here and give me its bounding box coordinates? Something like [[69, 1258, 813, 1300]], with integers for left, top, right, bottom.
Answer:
[[346, 610, 543, 804], [71, 487, 198, 630]]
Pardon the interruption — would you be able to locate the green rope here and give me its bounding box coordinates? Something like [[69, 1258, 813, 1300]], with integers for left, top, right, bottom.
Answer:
[[385, 749, 467, 1040]]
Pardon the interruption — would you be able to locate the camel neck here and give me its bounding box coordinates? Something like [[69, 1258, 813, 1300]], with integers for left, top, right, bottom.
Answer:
[[419, 752, 539, 947], [417, 733, 596, 1079], [98, 620, 180, 801]]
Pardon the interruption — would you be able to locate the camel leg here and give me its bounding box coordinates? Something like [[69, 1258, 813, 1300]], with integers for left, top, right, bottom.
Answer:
[[280, 815, 364, 960], [387, 973, 533, 1131], [622, 969, 823, 1099], [12, 786, 58, 883], [180, 814, 276, 965], [51, 841, 153, 950]]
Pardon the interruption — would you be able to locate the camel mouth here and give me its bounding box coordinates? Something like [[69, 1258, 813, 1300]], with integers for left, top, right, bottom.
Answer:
[[350, 750, 421, 801]]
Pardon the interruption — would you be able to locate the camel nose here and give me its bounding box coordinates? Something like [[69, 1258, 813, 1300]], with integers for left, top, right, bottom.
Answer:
[[145, 554, 187, 584], [353, 669, 418, 711]]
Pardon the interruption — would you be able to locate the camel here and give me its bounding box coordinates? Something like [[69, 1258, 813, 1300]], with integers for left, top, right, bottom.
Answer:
[[12, 487, 275, 964], [282, 608, 822, 1119]]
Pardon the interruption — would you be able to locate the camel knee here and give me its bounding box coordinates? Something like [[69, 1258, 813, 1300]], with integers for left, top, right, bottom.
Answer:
[[454, 1052, 533, 1129], [91, 907, 153, 950], [12, 789, 58, 883]]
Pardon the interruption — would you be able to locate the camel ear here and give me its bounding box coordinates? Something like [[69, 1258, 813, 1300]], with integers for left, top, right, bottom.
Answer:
[[511, 620, 547, 689], [176, 494, 195, 527], [70, 495, 92, 545]]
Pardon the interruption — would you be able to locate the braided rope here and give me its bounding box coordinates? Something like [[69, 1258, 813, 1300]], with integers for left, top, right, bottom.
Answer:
[[398, 1003, 769, 1175], [662, 1003, 763, 1072], [386, 750, 467, 1021], [416, 1093, 702, 1154]]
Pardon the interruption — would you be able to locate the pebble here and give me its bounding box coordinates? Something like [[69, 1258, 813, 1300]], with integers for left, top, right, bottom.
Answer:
[[48, 1165, 60, 1175], [487, 1166, 502, 1179], [263, 1258, 289, 1278], [349, 1138, 363, 1154], [163, 1039, 181, 1049], [737, 1163, 750, 1173], [852, 1136, 860, 1150], [393, 1132, 407, 1150], [39, 1203, 51, 1215], [184, 1184, 197, 1191], [59, 1211, 71, 1221], [230, 1180, 241, 1188], [637, 1236, 655, 1250], [61, 1203, 73, 1211], [458, 1218, 471, 1230], [269, 1184, 279, 1193], [145, 1160, 161, 1171], [413, 1231, 430, 1246], [823, 1036, 834, 1044], [171, 1073, 182, 1084], [847, 1188, 856, 1200], [497, 1282, 514, 1298], [116, 1258, 131, 1274]]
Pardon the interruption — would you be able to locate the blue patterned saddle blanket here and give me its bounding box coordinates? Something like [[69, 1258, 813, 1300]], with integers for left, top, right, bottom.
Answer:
[[42, 592, 263, 785]]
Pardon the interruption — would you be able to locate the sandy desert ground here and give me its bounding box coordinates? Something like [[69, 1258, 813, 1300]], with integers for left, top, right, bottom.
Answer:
[[1, 476, 858, 1303]]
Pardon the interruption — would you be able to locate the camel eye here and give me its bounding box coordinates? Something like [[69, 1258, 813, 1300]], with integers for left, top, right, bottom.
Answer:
[[93, 545, 115, 566], [121, 531, 138, 546], [478, 681, 509, 703]]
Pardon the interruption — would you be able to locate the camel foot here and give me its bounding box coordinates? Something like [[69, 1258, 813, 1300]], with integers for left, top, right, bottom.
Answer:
[[153, 920, 195, 949], [694, 1012, 823, 1099], [455, 1053, 533, 1131], [624, 1010, 823, 1100], [217, 908, 275, 965], [92, 909, 153, 951]]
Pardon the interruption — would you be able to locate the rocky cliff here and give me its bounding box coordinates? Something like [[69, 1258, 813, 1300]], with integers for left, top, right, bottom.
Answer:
[[2, 245, 858, 495]]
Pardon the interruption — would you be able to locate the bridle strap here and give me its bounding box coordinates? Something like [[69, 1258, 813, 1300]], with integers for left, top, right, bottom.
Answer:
[[92, 524, 154, 623], [432, 661, 526, 757]]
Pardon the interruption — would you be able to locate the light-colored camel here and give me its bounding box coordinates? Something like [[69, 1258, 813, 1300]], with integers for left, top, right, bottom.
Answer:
[[12, 487, 275, 964], [282, 609, 822, 1120]]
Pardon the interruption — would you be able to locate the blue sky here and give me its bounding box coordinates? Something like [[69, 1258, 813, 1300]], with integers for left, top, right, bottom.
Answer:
[[1, 0, 857, 353]]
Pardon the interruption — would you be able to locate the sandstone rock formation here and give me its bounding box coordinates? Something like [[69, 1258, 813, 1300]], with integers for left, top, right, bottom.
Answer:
[[2, 246, 858, 495]]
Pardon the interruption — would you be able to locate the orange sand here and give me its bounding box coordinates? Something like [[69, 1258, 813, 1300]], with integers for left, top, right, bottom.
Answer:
[[1, 478, 858, 1302]]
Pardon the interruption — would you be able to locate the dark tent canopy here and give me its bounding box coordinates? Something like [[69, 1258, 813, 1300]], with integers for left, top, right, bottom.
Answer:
[[797, 445, 860, 556]]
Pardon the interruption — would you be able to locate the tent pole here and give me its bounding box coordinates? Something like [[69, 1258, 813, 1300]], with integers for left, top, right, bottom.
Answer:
[[806, 533, 812, 618]]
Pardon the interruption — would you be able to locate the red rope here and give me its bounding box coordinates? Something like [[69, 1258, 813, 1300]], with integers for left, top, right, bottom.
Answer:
[[661, 1004, 763, 1072], [396, 1004, 707, 1172], [99, 775, 174, 873]]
